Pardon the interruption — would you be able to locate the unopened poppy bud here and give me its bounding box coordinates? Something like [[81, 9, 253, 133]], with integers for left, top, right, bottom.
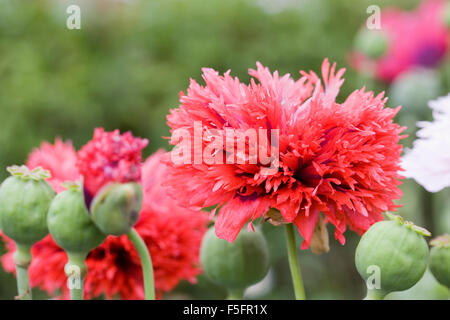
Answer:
[[355, 213, 430, 299], [47, 182, 106, 254], [429, 234, 450, 288], [0, 166, 55, 245], [90, 182, 142, 236], [354, 29, 388, 59], [200, 226, 270, 293]]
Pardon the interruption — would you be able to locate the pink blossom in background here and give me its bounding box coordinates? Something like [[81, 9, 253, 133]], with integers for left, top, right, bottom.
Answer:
[[351, 0, 448, 82], [27, 139, 80, 193]]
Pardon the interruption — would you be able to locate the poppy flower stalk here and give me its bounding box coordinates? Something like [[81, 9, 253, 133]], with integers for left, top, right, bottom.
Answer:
[[0, 165, 55, 299], [285, 223, 306, 300], [77, 128, 155, 300], [65, 252, 87, 300], [88, 182, 155, 300], [47, 182, 106, 300], [14, 243, 32, 300], [127, 228, 155, 300]]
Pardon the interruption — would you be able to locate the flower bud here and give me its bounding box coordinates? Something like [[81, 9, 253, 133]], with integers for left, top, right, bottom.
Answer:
[[429, 234, 450, 288], [0, 166, 55, 245], [355, 213, 430, 299], [90, 182, 142, 236], [200, 226, 270, 291], [47, 182, 106, 254], [354, 29, 388, 59]]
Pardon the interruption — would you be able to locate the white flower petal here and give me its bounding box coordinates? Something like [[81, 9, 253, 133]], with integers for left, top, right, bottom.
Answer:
[[401, 94, 450, 192]]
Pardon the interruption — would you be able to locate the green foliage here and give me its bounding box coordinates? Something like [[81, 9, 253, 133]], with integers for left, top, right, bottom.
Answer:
[[0, 0, 395, 180], [0, 0, 447, 300]]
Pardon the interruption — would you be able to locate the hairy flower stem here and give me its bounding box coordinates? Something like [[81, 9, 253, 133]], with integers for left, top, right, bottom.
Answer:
[[13, 243, 32, 300], [226, 288, 244, 300], [65, 252, 88, 300], [285, 224, 306, 300], [127, 228, 155, 300]]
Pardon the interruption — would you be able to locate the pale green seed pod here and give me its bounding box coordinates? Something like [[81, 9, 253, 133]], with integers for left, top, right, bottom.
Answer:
[[354, 29, 388, 59], [355, 213, 430, 299], [48, 182, 106, 254], [0, 166, 55, 246], [200, 226, 270, 291], [389, 68, 442, 116], [429, 234, 450, 289], [90, 182, 142, 236]]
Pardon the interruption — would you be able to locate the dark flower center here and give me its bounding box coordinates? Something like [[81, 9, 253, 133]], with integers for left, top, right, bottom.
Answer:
[[414, 43, 445, 67]]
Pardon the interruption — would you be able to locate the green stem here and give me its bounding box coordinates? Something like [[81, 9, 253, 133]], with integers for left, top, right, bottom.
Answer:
[[13, 243, 32, 300], [127, 228, 155, 300], [65, 252, 87, 300], [226, 288, 244, 300], [364, 288, 386, 300], [285, 224, 306, 300], [422, 188, 434, 232]]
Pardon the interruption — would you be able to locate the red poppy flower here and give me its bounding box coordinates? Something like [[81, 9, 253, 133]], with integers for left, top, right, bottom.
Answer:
[[77, 128, 149, 197], [165, 59, 405, 249], [1, 138, 207, 299]]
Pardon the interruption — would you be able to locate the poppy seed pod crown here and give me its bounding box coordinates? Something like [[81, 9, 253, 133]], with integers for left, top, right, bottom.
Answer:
[[0, 166, 55, 245]]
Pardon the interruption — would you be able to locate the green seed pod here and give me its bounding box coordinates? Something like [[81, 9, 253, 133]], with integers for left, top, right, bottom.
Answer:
[[355, 213, 430, 299], [354, 29, 388, 59], [429, 234, 450, 289], [389, 68, 442, 117], [48, 182, 106, 254], [385, 268, 450, 300], [200, 226, 270, 292], [0, 166, 55, 246], [90, 182, 142, 236]]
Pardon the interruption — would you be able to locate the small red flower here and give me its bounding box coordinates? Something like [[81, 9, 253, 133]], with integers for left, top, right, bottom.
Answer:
[[350, 0, 448, 82], [165, 59, 405, 249], [1, 140, 207, 299], [77, 128, 149, 197]]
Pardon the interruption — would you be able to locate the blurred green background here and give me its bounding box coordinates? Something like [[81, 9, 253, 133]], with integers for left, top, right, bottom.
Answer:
[[0, 0, 449, 299]]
